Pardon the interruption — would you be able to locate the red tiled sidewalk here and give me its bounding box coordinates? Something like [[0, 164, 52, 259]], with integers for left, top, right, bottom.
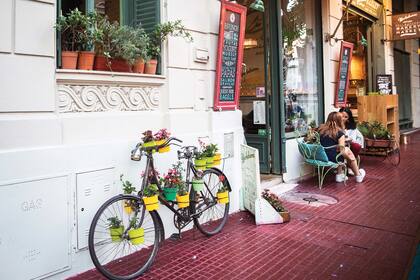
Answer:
[[69, 135, 420, 280]]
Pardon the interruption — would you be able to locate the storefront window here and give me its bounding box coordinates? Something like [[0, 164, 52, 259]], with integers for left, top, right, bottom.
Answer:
[[281, 0, 320, 137]]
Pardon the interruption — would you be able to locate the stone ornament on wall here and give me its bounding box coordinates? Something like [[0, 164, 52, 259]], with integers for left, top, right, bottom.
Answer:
[[58, 85, 159, 113]]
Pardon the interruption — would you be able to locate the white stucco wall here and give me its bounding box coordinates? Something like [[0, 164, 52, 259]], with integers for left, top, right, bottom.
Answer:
[[0, 0, 244, 279]]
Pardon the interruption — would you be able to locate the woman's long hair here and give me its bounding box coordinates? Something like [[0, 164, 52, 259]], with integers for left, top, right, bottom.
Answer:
[[339, 107, 357, 129], [319, 112, 344, 138]]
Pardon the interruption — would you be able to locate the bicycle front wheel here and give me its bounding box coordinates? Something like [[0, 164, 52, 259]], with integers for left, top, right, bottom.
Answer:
[[190, 168, 229, 236], [88, 195, 160, 280]]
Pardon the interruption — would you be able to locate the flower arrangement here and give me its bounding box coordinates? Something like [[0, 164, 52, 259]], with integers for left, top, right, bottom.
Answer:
[[161, 162, 184, 189], [261, 189, 287, 213], [154, 128, 171, 141]]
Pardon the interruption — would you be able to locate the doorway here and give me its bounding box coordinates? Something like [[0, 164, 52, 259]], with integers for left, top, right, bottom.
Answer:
[[238, 0, 273, 173], [394, 49, 412, 129]]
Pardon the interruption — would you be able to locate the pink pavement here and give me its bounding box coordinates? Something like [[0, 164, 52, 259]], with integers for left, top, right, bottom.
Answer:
[[69, 134, 420, 280]]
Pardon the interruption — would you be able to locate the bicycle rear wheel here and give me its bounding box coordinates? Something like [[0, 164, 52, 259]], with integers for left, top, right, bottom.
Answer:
[[190, 168, 229, 236], [88, 195, 160, 280]]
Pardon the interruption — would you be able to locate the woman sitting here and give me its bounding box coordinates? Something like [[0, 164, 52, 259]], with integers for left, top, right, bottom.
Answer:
[[318, 112, 366, 183], [339, 107, 364, 159]]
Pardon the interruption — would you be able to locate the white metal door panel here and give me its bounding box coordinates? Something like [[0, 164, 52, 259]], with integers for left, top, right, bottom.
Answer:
[[0, 176, 70, 280], [76, 168, 116, 250]]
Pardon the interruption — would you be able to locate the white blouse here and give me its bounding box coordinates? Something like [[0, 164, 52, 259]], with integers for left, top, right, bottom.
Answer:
[[345, 128, 364, 148]]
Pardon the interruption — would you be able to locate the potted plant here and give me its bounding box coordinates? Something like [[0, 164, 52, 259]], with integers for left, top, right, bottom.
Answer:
[[132, 27, 149, 73], [108, 25, 138, 72], [154, 128, 171, 153], [55, 8, 90, 69], [120, 174, 136, 214], [261, 189, 290, 222], [191, 175, 204, 192], [161, 162, 183, 201], [203, 143, 218, 168], [194, 150, 207, 170], [216, 182, 229, 204], [128, 217, 144, 245], [107, 216, 124, 242], [176, 182, 189, 208], [77, 11, 97, 70], [145, 20, 193, 74], [93, 16, 119, 71], [142, 183, 159, 211], [213, 151, 222, 166], [141, 130, 155, 148], [358, 121, 394, 148]]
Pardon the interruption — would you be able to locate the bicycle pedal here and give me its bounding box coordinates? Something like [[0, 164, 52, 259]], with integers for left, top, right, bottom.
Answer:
[[169, 233, 182, 240]]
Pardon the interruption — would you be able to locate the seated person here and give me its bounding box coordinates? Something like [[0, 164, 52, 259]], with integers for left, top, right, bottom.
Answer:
[[339, 107, 364, 159], [318, 112, 366, 183]]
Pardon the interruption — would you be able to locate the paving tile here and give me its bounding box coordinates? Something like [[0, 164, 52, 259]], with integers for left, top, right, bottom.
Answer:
[[68, 134, 420, 280]]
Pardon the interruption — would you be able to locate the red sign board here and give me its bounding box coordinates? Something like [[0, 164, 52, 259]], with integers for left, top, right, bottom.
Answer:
[[214, 1, 247, 111], [334, 41, 354, 108]]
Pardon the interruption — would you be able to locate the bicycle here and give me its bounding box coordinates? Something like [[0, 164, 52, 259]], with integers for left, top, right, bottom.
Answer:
[[88, 137, 232, 280]]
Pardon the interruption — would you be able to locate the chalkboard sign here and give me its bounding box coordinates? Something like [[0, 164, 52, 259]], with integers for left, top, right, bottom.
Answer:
[[376, 74, 392, 95], [334, 41, 354, 108], [214, 1, 247, 111]]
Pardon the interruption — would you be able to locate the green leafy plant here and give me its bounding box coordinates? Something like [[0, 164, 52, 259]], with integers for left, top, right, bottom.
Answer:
[[55, 8, 95, 51], [217, 184, 229, 193], [143, 184, 159, 197], [129, 217, 141, 229], [120, 174, 136, 194], [93, 15, 120, 59], [147, 20, 193, 59], [107, 216, 123, 229], [357, 121, 391, 140], [261, 189, 287, 212], [177, 182, 188, 196], [202, 143, 218, 157]]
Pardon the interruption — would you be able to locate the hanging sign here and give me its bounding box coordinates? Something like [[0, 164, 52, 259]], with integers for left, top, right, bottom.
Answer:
[[376, 74, 392, 95], [214, 1, 247, 111], [344, 0, 382, 19], [392, 12, 420, 41], [334, 41, 354, 108]]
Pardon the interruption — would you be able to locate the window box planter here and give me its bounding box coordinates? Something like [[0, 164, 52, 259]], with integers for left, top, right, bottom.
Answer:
[[163, 187, 178, 201], [192, 179, 204, 192], [365, 138, 396, 148], [176, 193, 190, 208], [142, 195, 159, 211], [217, 191, 229, 204], [194, 159, 207, 170], [109, 226, 124, 242], [204, 156, 214, 168], [128, 227, 145, 245]]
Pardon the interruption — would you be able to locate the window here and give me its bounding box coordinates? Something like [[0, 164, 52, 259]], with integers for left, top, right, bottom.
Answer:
[[281, 0, 321, 137]]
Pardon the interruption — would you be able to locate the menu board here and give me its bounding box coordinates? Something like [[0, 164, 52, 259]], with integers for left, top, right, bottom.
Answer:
[[376, 74, 392, 95], [392, 12, 420, 41], [214, 1, 247, 111], [334, 41, 354, 107]]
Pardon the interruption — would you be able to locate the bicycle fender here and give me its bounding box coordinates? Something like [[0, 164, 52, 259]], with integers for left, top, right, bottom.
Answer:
[[153, 211, 165, 246]]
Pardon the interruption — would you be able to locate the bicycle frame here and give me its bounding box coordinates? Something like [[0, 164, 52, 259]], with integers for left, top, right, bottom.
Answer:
[[138, 151, 202, 223]]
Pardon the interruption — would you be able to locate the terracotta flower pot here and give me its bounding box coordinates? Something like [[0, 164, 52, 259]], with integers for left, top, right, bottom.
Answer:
[[61, 51, 78, 69], [133, 58, 145, 73], [93, 55, 110, 71], [109, 58, 131, 72], [77, 51, 95, 70], [145, 59, 158, 74]]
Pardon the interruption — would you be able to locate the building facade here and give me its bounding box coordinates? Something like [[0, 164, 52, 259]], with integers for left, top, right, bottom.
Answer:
[[0, 0, 418, 279]]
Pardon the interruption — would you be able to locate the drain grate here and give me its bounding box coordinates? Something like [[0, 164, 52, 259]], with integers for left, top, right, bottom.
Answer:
[[303, 197, 319, 203]]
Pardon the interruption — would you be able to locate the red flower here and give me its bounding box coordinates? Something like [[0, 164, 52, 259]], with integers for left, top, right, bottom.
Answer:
[[219, 175, 225, 182]]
